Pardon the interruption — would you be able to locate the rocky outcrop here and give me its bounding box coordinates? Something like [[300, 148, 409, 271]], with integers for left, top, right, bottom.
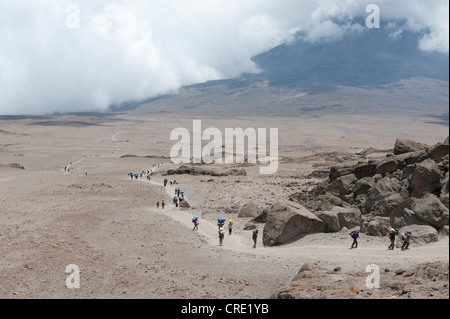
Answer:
[[398, 225, 439, 246], [317, 207, 361, 233], [361, 215, 391, 236], [394, 138, 429, 155], [179, 200, 191, 208], [165, 165, 246, 177], [291, 137, 449, 237], [263, 201, 325, 247], [238, 203, 260, 218], [410, 159, 442, 198]]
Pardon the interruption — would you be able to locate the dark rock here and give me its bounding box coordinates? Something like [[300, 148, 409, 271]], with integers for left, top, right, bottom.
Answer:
[[376, 159, 398, 176], [353, 162, 377, 179], [238, 203, 260, 218], [394, 138, 430, 155], [263, 201, 325, 247], [324, 174, 357, 199], [317, 207, 361, 233], [427, 143, 449, 163], [410, 159, 442, 198]]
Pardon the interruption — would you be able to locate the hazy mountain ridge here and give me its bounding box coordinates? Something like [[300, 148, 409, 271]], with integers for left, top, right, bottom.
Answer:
[[127, 20, 449, 122]]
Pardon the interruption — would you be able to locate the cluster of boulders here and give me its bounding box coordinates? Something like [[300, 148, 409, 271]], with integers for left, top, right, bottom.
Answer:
[[165, 165, 246, 177], [288, 137, 449, 244], [0, 163, 25, 169], [240, 137, 448, 247]]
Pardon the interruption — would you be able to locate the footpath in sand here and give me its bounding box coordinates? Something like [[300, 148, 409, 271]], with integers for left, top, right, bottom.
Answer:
[[0, 121, 448, 299]]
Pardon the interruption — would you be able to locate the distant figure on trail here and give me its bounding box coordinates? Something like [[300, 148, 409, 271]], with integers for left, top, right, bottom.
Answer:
[[388, 229, 398, 250], [401, 231, 412, 251], [161, 200, 165, 209], [219, 228, 225, 246], [156, 201, 160, 209], [164, 178, 168, 187], [252, 230, 258, 248], [350, 230, 359, 249], [192, 217, 199, 231], [228, 220, 233, 235]]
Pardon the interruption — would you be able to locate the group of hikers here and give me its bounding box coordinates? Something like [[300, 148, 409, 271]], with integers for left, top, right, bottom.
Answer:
[[128, 164, 164, 181], [129, 170, 152, 181], [130, 163, 416, 252], [349, 229, 413, 251], [190, 217, 259, 248]]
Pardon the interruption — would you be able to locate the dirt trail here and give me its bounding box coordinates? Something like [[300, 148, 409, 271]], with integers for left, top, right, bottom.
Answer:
[[142, 167, 449, 274]]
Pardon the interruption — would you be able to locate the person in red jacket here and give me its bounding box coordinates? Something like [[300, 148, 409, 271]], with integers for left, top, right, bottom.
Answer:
[[252, 230, 258, 248]]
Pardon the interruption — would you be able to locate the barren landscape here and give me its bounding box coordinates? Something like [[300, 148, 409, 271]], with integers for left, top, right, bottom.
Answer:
[[0, 112, 448, 299]]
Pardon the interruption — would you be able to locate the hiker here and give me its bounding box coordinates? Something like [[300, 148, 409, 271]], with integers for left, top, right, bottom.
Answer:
[[219, 228, 225, 246], [388, 229, 398, 250], [156, 201, 160, 209], [228, 220, 233, 235], [401, 231, 412, 250], [252, 230, 258, 248], [164, 178, 168, 187], [192, 217, 199, 231], [161, 200, 165, 209], [350, 230, 359, 249]]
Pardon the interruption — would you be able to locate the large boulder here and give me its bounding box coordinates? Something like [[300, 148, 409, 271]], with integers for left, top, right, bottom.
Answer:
[[364, 216, 391, 236], [353, 162, 378, 180], [317, 207, 361, 233], [390, 195, 449, 229], [394, 138, 429, 155], [398, 225, 439, 246], [291, 193, 345, 212], [263, 201, 325, 246], [395, 150, 429, 170], [376, 159, 398, 176], [411, 194, 449, 228], [324, 174, 357, 199], [410, 159, 442, 198], [353, 177, 376, 197], [238, 203, 260, 218], [179, 200, 191, 208], [427, 143, 449, 163], [363, 177, 408, 216], [329, 166, 354, 182]]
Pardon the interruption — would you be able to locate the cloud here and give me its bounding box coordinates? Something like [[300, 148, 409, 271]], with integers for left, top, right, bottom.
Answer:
[[0, 0, 448, 115]]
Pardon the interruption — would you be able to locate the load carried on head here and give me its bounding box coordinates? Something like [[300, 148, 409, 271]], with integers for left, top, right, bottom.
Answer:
[[218, 218, 226, 227]]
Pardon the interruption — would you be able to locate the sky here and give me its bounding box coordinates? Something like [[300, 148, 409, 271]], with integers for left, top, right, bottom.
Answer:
[[0, 0, 448, 115]]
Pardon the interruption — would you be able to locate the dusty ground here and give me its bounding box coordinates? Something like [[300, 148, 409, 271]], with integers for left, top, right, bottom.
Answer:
[[0, 112, 448, 299]]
